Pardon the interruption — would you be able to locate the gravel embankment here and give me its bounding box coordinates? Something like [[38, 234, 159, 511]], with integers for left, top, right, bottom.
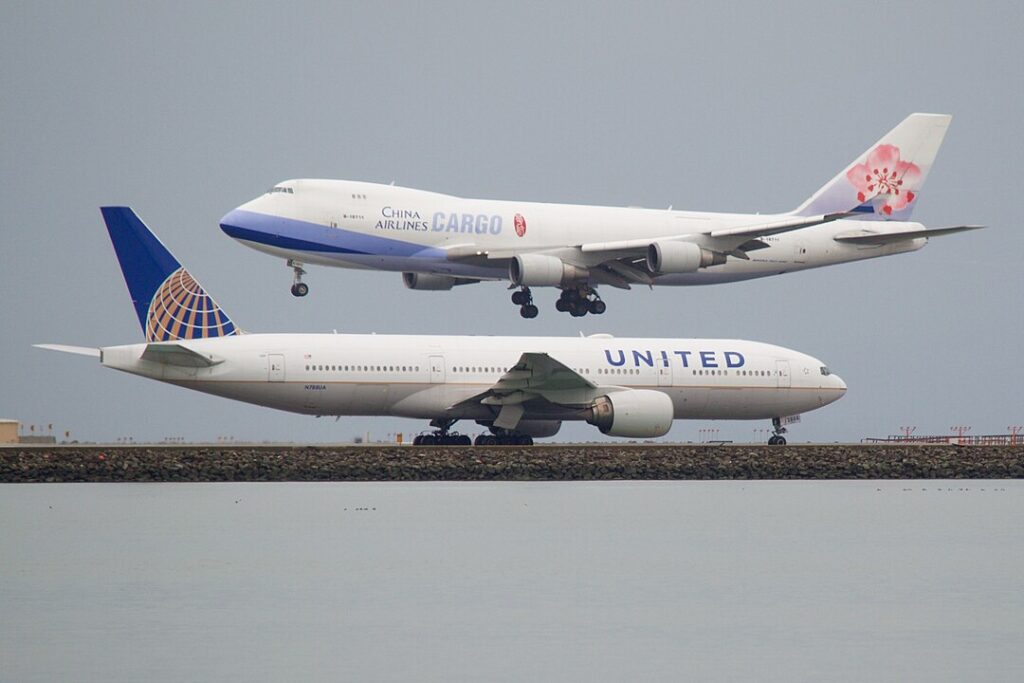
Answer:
[[2, 445, 1023, 482]]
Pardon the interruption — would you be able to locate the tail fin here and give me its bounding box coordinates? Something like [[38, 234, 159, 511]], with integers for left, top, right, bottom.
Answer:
[[100, 207, 239, 341], [792, 113, 951, 220]]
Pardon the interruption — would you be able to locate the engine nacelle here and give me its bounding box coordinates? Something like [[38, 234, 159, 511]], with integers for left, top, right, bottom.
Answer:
[[585, 390, 674, 438], [514, 420, 562, 438], [509, 254, 588, 287], [402, 272, 458, 290], [646, 241, 725, 274]]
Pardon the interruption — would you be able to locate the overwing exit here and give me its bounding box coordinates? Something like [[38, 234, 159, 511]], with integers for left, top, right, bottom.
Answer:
[[221, 113, 981, 318]]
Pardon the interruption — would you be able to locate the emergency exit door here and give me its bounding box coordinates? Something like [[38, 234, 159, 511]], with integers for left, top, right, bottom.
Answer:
[[268, 354, 285, 382], [429, 355, 445, 383], [775, 360, 791, 388]]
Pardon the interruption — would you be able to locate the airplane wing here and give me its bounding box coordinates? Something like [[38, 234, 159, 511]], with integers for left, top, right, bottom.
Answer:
[[449, 352, 602, 429], [571, 214, 851, 288], [579, 211, 853, 254], [444, 212, 853, 289], [832, 224, 984, 245], [140, 343, 224, 367]]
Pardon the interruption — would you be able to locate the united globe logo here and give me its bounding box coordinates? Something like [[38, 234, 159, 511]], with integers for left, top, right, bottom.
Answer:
[[145, 268, 238, 341]]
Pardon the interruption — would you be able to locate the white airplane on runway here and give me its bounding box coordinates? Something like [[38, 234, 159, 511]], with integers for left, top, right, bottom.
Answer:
[[38, 208, 846, 444], [220, 113, 980, 318]]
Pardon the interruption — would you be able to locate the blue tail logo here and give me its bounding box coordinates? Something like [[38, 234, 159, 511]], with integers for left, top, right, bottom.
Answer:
[[145, 267, 238, 341], [100, 207, 240, 341]]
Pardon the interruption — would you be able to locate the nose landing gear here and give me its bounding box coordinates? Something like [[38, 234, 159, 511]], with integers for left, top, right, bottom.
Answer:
[[288, 259, 308, 297], [768, 417, 788, 445]]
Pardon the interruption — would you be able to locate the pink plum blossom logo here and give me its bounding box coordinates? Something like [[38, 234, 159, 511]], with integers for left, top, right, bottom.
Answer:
[[514, 213, 527, 237], [846, 144, 921, 216]]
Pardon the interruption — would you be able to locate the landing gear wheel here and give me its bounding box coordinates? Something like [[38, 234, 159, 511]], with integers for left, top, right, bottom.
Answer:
[[288, 259, 307, 297], [557, 286, 604, 317], [768, 417, 788, 445], [419, 419, 466, 446], [512, 287, 537, 317]]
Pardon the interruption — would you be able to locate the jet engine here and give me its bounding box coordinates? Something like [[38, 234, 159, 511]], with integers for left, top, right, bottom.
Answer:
[[509, 254, 588, 287], [646, 241, 725, 274], [402, 272, 471, 290], [585, 390, 674, 438]]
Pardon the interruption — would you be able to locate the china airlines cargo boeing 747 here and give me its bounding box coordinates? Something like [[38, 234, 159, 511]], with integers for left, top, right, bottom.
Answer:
[[220, 113, 980, 318], [37, 209, 845, 444]]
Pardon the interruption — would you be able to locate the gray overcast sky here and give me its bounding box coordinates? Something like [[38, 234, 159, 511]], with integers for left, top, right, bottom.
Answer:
[[1, 1, 1020, 443]]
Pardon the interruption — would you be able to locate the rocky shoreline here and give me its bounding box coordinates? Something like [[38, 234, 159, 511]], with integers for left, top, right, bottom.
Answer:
[[2, 444, 1023, 482]]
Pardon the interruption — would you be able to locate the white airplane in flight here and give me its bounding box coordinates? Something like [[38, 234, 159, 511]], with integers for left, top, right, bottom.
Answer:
[[38, 208, 846, 444], [220, 113, 980, 318]]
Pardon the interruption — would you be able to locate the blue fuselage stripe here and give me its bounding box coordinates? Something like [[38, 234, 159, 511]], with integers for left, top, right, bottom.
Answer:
[[220, 210, 445, 259]]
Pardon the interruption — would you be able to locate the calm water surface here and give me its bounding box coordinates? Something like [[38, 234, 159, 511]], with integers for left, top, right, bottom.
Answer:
[[2, 481, 1022, 682]]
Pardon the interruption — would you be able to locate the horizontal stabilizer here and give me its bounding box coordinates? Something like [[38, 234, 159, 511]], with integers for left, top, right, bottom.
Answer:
[[833, 224, 984, 245], [141, 343, 223, 367], [34, 344, 101, 358]]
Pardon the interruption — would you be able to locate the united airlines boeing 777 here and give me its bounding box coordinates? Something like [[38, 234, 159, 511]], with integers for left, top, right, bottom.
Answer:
[[37, 208, 845, 444], [220, 113, 980, 318]]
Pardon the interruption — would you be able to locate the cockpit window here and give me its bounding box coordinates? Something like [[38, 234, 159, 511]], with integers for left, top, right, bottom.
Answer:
[[266, 186, 294, 195], [820, 366, 831, 376]]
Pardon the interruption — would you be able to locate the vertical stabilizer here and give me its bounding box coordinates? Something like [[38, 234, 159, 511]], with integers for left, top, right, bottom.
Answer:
[[792, 113, 951, 220], [100, 207, 239, 341]]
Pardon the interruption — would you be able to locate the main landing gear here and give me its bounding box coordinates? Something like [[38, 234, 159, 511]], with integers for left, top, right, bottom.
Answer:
[[289, 259, 309, 297], [555, 286, 605, 317], [411, 420, 535, 446], [413, 419, 472, 446], [473, 428, 534, 446], [768, 417, 788, 445], [510, 286, 607, 318], [512, 287, 539, 319]]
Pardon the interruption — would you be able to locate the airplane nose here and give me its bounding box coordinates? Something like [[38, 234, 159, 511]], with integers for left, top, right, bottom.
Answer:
[[833, 374, 847, 393], [219, 208, 251, 240]]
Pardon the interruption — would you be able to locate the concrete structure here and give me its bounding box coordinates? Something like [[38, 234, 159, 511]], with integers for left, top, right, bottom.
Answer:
[[0, 419, 18, 444]]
